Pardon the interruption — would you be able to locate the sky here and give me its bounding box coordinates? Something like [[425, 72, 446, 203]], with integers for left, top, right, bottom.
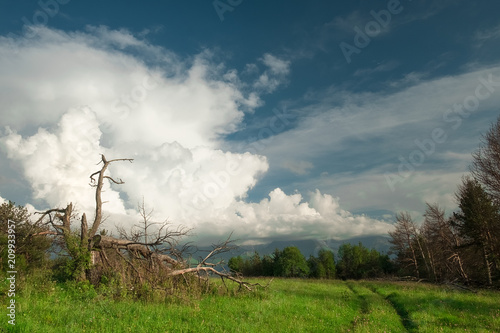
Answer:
[[0, 0, 500, 245]]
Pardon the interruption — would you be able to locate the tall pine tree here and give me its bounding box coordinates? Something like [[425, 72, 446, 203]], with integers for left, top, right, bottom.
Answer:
[[454, 177, 499, 285]]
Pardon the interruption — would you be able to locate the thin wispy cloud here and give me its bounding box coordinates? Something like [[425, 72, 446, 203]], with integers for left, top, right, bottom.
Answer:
[[474, 24, 500, 48], [247, 65, 500, 216], [0, 26, 395, 245], [1, 1, 499, 246], [353, 61, 400, 77]]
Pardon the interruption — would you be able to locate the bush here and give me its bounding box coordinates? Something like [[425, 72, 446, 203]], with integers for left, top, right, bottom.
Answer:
[[0, 201, 52, 272]]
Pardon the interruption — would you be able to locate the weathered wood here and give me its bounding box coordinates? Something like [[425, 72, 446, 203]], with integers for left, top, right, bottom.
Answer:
[[95, 235, 180, 266], [167, 267, 273, 291], [81, 213, 88, 243], [34, 154, 261, 292], [89, 155, 133, 238]]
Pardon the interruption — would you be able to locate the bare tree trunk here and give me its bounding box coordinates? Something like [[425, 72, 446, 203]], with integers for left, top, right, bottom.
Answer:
[[451, 232, 469, 283], [486, 230, 499, 273], [89, 155, 133, 238], [415, 235, 430, 279], [81, 213, 88, 244], [93, 235, 181, 267], [482, 244, 493, 286], [426, 245, 437, 282], [37, 155, 133, 282], [409, 241, 420, 279], [389, 212, 421, 279], [456, 254, 469, 282]]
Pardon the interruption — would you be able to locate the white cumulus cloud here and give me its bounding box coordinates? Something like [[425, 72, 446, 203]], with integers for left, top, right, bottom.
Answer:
[[0, 26, 393, 244]]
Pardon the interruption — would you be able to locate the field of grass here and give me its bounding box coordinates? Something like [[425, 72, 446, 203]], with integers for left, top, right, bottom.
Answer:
[[1, 275, 499, 332]]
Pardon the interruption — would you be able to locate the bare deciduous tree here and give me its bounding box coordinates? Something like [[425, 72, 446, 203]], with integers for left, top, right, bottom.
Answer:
[[422, 203, 468, 283], [389, 212, 421, 279], [36, 154, 264, 291], [471, 116, 500, 204]]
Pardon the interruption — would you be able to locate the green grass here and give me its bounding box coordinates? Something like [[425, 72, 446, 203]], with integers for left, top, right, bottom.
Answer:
[[346, 282, 406, 332], [1, 275, 499, 332], [363, 281, 500, 333]]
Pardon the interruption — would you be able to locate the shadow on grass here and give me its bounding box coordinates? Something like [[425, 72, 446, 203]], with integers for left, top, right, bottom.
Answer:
[[385, 292, 418, 333], [364, 284, 418, 332], [345, 281, 371, 331], [345, 282, 369, 314]]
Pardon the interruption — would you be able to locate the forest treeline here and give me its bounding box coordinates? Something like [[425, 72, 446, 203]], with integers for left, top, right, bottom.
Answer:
[[1, 117, 499, 289], [228, 116, 500, 286], [228, 243, 394, 279], [389, 116, 500, 285]]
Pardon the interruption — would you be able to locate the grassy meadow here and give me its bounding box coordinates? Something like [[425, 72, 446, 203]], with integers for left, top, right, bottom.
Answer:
[[1, 274, 499, 332]]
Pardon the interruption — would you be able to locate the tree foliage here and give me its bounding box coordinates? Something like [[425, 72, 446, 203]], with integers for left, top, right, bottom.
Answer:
[[0, 201, 52, 271], [274, 246, 309, 277], [228, 244, 393, 280], [337, 243, 392, 279], [454, 177, 499, 285], [471, 116, 500, 204], [308, 249, 336, 279]]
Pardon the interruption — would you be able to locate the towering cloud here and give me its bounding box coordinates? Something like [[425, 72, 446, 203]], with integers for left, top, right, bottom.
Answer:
[[0, 26, 393, 244]]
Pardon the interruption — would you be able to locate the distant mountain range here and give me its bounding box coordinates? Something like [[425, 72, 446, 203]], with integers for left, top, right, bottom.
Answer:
[[195, 235, 392, 263]]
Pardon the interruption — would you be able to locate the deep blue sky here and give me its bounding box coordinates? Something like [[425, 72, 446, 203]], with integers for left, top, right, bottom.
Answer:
[[1, 0, 500, 243]]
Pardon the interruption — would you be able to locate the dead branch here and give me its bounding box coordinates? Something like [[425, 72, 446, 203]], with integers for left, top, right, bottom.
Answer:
[[198, 233, 237, 268], [444, 281, 478, 293], [167, 266, 272, 291], [103, 176, 124, 185], [114, 248, 143, 284], [89, 155, 134, 238], [30, 230, 58, 236], [93, 235, 180, 267], [31, 153, 263, 294]]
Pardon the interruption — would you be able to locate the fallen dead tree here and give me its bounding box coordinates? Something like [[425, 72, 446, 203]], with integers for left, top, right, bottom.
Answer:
[[36, 154, 266, 292], [443, 281, 477, 293]]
